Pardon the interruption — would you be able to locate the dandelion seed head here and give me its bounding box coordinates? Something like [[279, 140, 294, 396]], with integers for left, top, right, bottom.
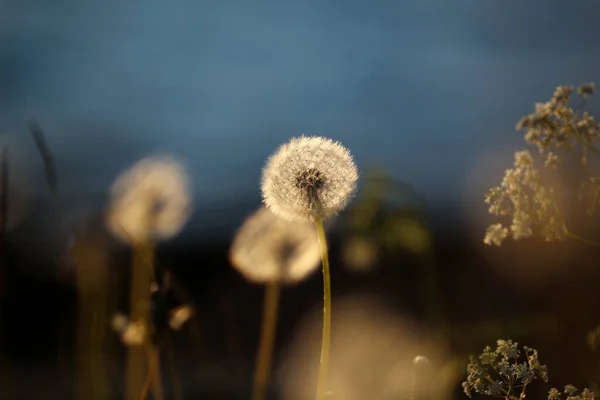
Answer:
[[261, 136, 358, 223], [229, 207, 321, 284], [106, 155, 192, 244]]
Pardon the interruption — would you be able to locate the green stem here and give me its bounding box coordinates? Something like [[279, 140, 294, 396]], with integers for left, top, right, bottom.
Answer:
[[315, 218, 331, 400], [251, 280, 281, 400], [74, 235, 113, 400], [125, 241, 154, 400], [565, 231, 600, 247]]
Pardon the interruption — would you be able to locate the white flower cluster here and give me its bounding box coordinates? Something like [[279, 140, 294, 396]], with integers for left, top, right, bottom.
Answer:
[[484, 83, 600, 246], [484, 150, 566, 246]]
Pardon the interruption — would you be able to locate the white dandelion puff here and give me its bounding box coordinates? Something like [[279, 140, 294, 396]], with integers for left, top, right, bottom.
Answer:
[[106, 155, 192, 244], [261, 136, 358, 223], [229, 207, 321, 284]]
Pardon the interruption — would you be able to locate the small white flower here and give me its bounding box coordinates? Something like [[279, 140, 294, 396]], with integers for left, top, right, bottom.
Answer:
[[106, 155, 192, 244], [514, 150, 533, 168], [484, 224, 509, 246], [261, 136, 358, 223], [229, 207, 321, 284]]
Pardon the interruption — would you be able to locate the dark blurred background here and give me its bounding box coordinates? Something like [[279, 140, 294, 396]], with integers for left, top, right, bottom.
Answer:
[[2, 0, 600, 399]]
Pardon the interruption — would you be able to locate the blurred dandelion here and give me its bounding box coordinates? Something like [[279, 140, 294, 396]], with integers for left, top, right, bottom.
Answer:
[[106, 154, 191, 400], [106, 155, 192, 245], [230, 207, 321, 284], [230, 206, 321, 400], [279, 295, 452, 400], [261, 135, 358, 399]]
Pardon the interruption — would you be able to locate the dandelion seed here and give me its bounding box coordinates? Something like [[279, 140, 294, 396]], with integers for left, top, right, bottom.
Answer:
[[229, 207, 321, 284], [261, 136, 358, 223], [106, 155, 192, 244]]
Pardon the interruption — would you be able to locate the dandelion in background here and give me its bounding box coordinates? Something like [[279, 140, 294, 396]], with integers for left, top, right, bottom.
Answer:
[[279, 295, 451, 400], [261, 135, 358, 400], [106, 154, 192, 400], [106, 155, 192, 245], [230, 206, 321, 400], [230, 206, 321, 284]]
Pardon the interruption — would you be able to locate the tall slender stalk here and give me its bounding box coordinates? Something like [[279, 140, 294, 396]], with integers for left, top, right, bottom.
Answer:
[[125, 241, 154, 400], [74, 234, 113, 400], [314, 218, 331, 400], [0, 146, 11, 399], [251, 280, 281, 400]]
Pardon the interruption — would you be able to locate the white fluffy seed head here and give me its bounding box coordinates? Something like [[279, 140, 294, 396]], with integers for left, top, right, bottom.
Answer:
[[261, 136, 358, 223], [106, 155, 192, 244], [229, 207, 321, 284]]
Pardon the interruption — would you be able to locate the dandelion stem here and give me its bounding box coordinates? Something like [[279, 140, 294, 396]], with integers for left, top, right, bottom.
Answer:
[[149, 344, 164, 400], [251, 280, 281, 400], [314, 218, 331, 400], [126, 241, 154, 400]]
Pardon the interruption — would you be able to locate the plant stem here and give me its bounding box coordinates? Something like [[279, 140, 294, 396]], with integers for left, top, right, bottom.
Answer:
[[125, 241, 154, 400], [149, 344, 164, 400], [0, 146, 10, 398], [251, 280, 281, 400], [314, 218, 331, 400], [565, 230, 600, 247]]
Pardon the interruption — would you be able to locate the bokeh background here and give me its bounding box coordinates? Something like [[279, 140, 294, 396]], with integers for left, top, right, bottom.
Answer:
[[2, 0, 600, 399]]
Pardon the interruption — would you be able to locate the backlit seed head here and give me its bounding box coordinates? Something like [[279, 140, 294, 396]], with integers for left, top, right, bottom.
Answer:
[[229, 207, 321, 284], [261, 136, 358, 223], [106, 155, 192, 244]]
